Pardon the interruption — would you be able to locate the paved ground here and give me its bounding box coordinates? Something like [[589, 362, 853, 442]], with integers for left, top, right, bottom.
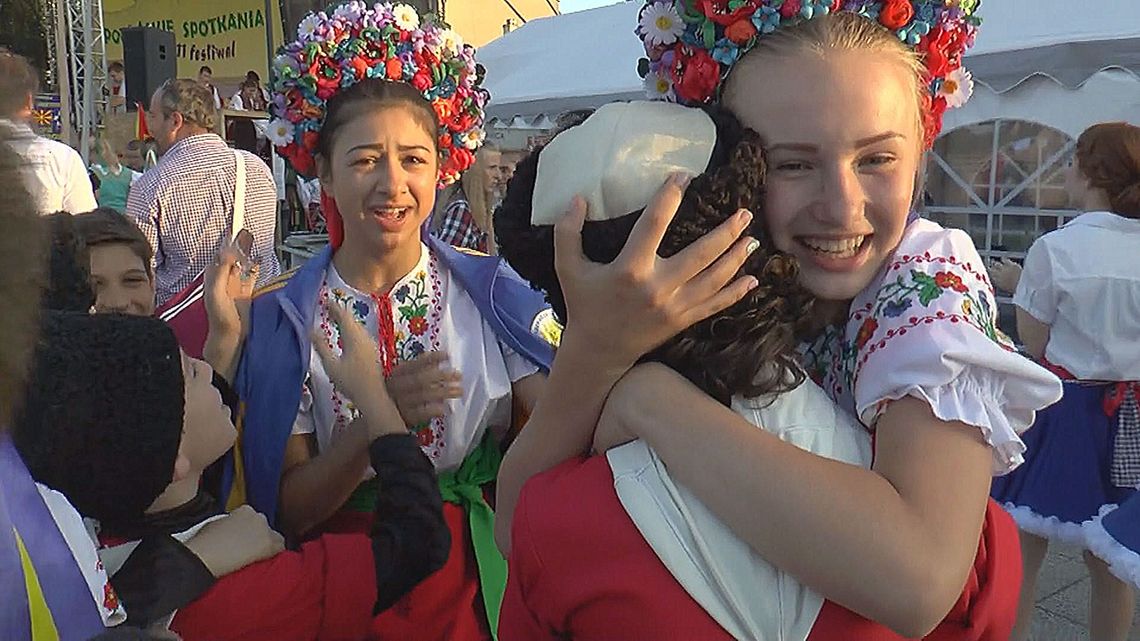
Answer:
[[1029, 544, 1140, 640]]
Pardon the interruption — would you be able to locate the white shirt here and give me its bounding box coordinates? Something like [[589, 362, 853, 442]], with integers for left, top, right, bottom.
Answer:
[[1, 120, 97, 215], [293, 243, 539, 473], [609, 378, 872, 641], [1015, 211, 1140, 380]]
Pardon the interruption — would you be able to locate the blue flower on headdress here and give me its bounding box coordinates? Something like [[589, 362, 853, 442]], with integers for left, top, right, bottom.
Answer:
[[436, 76, 458, 99], [751, 6, 781, 33], [801, 0, 835, 19], [843, 0, 879, 19], [681, 22, 703, 46], [897, 19, 931, 46], [711, 38, 739, 66], [914, 0, 936, 23], [399, 51, 419, 75]]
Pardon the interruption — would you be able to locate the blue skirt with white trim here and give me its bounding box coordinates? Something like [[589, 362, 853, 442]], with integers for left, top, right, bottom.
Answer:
[[990, 380, 1135, 545]]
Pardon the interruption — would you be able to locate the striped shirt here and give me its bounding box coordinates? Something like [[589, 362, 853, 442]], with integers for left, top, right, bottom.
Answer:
[[126, 134, 280, 305]]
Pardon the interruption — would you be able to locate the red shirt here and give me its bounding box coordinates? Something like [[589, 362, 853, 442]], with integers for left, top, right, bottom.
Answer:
[[314, 502, 493, 641], [500, 456, 1020, 641], [170, 533, 377, 641]]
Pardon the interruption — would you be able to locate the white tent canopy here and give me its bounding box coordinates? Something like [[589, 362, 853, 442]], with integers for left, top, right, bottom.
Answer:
[[478, 2, 644, 122], [478, 0, 1140, 133]]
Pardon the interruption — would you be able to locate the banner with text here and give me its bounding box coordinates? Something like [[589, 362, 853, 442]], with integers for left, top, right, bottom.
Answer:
[[103, 0, 284, 82]]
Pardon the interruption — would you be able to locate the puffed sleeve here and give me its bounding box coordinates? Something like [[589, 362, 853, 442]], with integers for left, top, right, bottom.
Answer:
[[1012, 239, 1058, 324], [845, 220, 1062, 475]]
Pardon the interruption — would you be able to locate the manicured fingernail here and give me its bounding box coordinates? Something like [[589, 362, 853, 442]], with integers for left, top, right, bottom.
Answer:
[[746, 238, 760, 254], [737, 208, 753, 224], [671, 172, 693, 188], [746, 276, 759, 290]]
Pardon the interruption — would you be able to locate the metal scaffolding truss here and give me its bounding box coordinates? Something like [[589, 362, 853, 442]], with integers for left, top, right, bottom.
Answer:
[[59, 0, 107, 163]]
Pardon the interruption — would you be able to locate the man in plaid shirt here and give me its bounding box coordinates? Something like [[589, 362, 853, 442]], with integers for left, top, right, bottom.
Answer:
[[127, 79, 280, 306]]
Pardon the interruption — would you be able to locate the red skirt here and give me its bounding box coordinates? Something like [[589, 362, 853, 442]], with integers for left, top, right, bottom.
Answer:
[[315, 502, 491, 641]]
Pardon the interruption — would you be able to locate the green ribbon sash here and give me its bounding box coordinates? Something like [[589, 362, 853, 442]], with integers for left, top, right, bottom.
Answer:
[[437, 432, 506, 640], [343, 432, 506, 638]]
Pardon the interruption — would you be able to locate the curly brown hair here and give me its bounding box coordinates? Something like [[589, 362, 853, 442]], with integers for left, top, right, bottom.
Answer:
[[495, 106, 816, 405]]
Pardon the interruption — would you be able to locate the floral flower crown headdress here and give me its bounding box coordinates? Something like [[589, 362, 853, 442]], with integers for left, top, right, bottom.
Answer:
[[636, 0, 982, 147], [267, 1, 487, 188]]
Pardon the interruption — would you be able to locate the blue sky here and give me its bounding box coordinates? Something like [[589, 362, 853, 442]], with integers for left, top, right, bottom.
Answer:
[[560, 0, 623, 13]]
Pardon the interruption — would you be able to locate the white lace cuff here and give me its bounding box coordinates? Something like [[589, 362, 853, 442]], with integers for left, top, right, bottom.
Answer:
[[860, 368, 1032, 475]]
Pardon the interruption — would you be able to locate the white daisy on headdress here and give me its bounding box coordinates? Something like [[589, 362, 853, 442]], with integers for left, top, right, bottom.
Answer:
[[938, 66, 974, 108], [643, 69, 675, 101], [266, 118, 295, 147], [639, 2, 684, 47], [297, 13, 324, 42], [438, 28, 464, 57], [392, 4, 420, 31], [461, 128, 485, 150]]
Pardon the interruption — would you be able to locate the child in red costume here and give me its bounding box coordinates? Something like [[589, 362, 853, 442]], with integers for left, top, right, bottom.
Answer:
[[13, 309, 448, 640]]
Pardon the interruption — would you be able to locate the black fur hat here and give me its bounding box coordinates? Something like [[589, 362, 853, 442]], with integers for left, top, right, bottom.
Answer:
[[13, 312, 184, 525]]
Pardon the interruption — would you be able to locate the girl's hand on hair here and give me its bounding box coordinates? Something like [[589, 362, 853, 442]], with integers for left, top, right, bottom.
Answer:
[[554, 173, 760, 372], [312, 303, 404, 438], [386, 351, 463, 426]]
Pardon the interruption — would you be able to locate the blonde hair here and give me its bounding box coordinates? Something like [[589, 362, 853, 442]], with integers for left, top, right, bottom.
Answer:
[[157, 78, 218, 131], [725, 12, 926, 140], [461, 146, 497, 251]]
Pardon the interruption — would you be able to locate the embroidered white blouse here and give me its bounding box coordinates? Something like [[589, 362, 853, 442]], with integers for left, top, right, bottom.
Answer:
[[1014, 211, 1140, 381], [801, 218, 1063, 475], [292, 243, 539, 473]]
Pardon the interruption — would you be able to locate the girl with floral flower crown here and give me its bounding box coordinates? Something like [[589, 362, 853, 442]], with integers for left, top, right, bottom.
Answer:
[[495, 2, 1064, 639], [194, 3, 737, 639]]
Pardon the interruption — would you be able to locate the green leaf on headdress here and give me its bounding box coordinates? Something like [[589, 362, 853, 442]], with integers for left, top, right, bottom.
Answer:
[[728, 0, 747, 9], [701, 19, 716, 49]]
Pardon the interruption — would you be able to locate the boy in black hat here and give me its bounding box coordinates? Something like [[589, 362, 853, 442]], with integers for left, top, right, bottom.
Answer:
[[14, 309, 448, 640]]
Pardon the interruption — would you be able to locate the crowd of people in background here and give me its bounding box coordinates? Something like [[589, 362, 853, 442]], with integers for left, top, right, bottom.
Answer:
[[1, 1, 1140, 640]]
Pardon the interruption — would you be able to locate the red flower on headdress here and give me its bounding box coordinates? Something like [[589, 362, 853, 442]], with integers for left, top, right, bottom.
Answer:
[[311, 60, 343, 101], [432, 98, 455, 124], [450, 146, 475, 173], [386, 58, 403, 80], [879, 0, 914, 30], [921, 26, 960, 78], [412, 70, 433, 92], [283, 142, 317, 177], [725, 19, 757, 45], [779, 0, 802, 19], [697, 0, 762, 26], [919, 91, 947, 149], [673, 46, 720, 104]]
